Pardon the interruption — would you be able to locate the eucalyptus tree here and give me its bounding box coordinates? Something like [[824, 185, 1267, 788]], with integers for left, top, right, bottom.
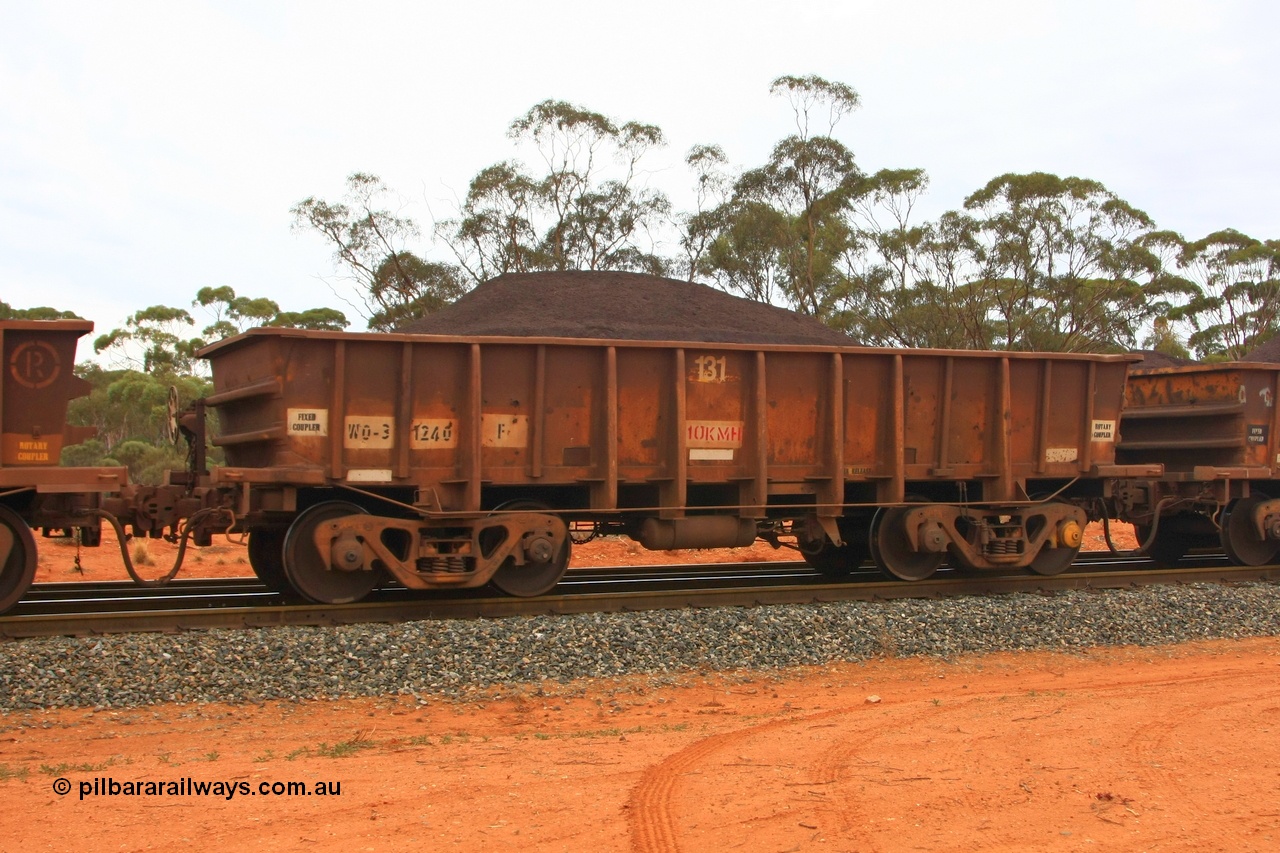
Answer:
[[193, 286, 349, 339], [441, 100, 671, 283], [701, 200, 793, 305], [0, 302, 80, 320], [829, 167, 957, 346], [832, 207, 998, 350], [1163, 229, 1280, 360], [93, 305, 204, 376], [961, 172, 1165, 352], [78, 288, 346, 477], [673, 144, 734, 282], [706, 76, 863, 318], [65, 364, 209, 450], [292, 173, 463, 330]]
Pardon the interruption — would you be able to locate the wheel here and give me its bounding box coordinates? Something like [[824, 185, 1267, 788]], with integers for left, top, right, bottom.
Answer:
[[247, 528, 292, 593], [283, 502, 385, 604], [1028, 544, 1078, 576], [0, 505, 37, 613], [798, 528, 869, 578], [487, 501, 571, 597], [1136, 524, 1190, 567], [870, 506, 944, 581], [1221, 495, 1280, 566], [492, 536, 571, 597], [1025, 501, 1081, 576]]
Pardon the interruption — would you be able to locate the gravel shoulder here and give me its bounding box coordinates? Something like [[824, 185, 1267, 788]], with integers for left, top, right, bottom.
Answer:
[[4, 581, 1280, 710]]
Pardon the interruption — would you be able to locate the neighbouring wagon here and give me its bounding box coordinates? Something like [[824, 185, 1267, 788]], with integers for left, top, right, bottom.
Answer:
[[0, 320, 128, 611], [1114, 360, 1280, 566]]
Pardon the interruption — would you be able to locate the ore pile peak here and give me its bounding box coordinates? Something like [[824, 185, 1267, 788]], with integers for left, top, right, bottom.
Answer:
[[1243, 336, 1280, 363], [399, 271, 855, 346], [1129, 349, 1198, 369]]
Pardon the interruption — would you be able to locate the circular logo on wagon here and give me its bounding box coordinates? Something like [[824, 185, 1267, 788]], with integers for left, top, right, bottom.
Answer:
[[9, 340, 61, 389]]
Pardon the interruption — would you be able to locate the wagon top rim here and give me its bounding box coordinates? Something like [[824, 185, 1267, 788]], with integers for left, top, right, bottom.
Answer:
[[197, 325, 1145, 364]]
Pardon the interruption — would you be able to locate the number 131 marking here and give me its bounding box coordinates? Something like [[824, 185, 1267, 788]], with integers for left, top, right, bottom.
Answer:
[[694, 355, 727, 383]]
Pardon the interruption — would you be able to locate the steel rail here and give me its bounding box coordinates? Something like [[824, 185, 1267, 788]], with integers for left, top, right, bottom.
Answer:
[[13, 550, 1162, 604], [1, 559, 1272, 639], [5, 553, 1168, 617]]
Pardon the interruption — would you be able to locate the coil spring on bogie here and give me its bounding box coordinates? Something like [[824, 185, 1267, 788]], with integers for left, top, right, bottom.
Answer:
[[416, 556, 469, 574], [984, 538, 1022, 556]]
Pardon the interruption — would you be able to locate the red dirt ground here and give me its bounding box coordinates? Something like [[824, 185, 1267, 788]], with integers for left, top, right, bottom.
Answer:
[[2, 640, 1277, 851], [14, 522, 1275, 852]]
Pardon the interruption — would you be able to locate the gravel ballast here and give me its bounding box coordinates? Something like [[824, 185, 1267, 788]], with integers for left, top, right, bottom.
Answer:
[[2, 583, 1278, 710]]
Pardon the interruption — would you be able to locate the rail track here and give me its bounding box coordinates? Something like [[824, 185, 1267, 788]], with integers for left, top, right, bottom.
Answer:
[[2, 553, 1274, 639]]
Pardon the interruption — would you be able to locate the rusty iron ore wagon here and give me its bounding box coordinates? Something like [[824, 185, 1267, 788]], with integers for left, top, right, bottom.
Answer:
[[0, 319, 234, 612], [195, 328, 1148, 604], [1, 320, 128, 610], [1114, 360, 1280, 566]]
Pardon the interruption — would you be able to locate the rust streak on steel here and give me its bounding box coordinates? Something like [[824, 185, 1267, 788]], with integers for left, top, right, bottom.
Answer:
[[1036, 360, 1052, 475], [1083, 360, 1097, 472], [202, 377, 282, 406], [995, 356, 1013, 501], [673, 348, 687, 517], [0, 326, 5, 448], [936, 356, 953, 476], [1271, 370, 1280, 477], [824, 351, 843, 515]]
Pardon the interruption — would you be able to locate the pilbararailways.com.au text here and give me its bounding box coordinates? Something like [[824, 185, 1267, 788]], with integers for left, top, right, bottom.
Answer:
[[54, 776, 342, 801]]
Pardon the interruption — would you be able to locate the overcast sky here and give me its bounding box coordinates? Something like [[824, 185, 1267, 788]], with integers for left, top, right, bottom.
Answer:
[[3, 0, 1277, 360]]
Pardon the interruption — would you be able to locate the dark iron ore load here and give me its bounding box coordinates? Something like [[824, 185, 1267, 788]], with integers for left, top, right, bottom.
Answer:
[[398, 270, 855, 346], [1243, 336, 1280, 363], [1129, 349, 1198, 369]]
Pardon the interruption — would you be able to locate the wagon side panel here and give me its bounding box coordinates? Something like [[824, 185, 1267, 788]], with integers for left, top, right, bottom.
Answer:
[[615, 347, 671, 476], [841, 352, 897, 501], [407, 341, 469, 509], [1, 320, 94, 469]]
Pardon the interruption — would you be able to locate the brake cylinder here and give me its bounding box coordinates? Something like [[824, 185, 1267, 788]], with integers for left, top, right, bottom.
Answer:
[[635, 517, 758, 550]]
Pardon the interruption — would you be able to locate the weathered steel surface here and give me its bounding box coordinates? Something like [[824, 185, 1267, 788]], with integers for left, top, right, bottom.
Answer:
[[200, 328, 1137, 515], [0, 321, 133, 534], [0, 320, 95, 468], [1120, 363, 1280, 478], [1113, 362, 1280, 565]]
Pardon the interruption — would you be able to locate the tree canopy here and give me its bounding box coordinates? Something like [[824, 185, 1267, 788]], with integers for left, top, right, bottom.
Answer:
[[436, 100, 671, 284], [284, 76, 1274, 360]]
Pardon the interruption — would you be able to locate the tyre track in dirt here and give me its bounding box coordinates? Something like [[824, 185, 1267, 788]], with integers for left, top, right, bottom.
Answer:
[[1120, 673, 1280, 850], [627, 706, 857, 853], [628, 660, 1280, 853]]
